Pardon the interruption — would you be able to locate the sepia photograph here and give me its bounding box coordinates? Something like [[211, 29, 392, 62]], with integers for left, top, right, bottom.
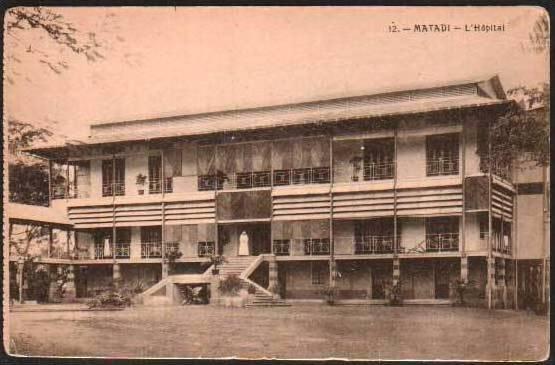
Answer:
[[3, 6, 550, 361]]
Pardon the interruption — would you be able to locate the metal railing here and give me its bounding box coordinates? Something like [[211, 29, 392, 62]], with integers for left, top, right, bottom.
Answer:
[[425, 233, 459, 252], [362, 161, 395, 181], [102, 181, 126, 197], [93, 242, 130, 259], [480, 157, 512, 181], [353, 235, 397, 254], [148, 177, 173, 194], [51, 184, 91, 199], [141, 242, 162, 258], [273, 167, 331, 186], [481, 233, 512, 254], [197, 241, 215, 257], [303, 238, 330, 255], [426, 158, 459, 176], [272, 240, 291, 256]]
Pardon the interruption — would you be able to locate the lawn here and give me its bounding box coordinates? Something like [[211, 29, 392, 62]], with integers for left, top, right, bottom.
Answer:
[[7, 304, 549, 361]]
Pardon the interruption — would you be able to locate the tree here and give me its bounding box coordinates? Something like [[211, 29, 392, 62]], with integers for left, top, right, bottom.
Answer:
[[8, 120, 53, 206], [488, 13, 550, 169], [5, 7, 107, 83]]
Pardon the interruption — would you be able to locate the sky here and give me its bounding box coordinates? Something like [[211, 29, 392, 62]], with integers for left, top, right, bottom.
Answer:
[[4, 6, 549, 143]]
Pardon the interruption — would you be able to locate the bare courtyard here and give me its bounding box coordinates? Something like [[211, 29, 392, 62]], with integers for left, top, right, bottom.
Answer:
[[7, 305, 549, 361]]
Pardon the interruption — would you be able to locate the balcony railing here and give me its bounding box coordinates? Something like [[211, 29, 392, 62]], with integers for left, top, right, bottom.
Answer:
[[362, 161, 395, 181], [197, 241, 215, 257], [149, 177, 173, 194], [272, 239, 291, 256], [51, 184, 91, 199], [353, 235, 397, 254], [141, 242, 162, 258], [93, 242, 130, 259], [102, 181, 126, 197], [480, 157, 512, 181], [481, 233, 512, 254], [425, 233, 459, 252], [426, 158, 459, 176], [274, 167, 331, 186], [303, 238, 330, 255]]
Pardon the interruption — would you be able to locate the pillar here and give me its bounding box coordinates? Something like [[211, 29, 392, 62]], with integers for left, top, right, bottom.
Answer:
[[460, 256, 469, 283], [498, 258, 507, 309], [113, 263, 122, 289], [17, 257, 25, 304], [392, 258, 400, 285], [486, 257, 496, 309], [209, 275, 221, 305], [48, 265, 59, 302], [268, 256, 279, 297], [162, 261, 169, 279], [62, 265, 76, 303]]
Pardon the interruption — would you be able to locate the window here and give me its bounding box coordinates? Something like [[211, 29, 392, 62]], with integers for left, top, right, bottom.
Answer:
[[479, 215, 489, 240], [425, 217, 459, 251], [362, 138, 395, 180], [102, 158, 125, 196], [426, 133, 459, 176], [311, 261, 329, 285], [272, 239, 290, 255]]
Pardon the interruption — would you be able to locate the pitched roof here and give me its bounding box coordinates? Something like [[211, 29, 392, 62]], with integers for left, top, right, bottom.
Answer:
[[25, 75, 511, 158]]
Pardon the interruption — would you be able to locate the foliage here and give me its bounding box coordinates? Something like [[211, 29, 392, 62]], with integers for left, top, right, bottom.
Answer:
[[209, 254, 226, 269], [385, 281, 403, 306], [166, 248, 183, 275], [452, 279, 475, 306], [218, 274, 242, 296], [5, 7, 109, 82], [135, 173, 147, 186], [88, 287, 131, 309]]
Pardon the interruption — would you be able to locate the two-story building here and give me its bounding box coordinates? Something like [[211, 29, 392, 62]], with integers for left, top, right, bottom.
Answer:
[[15, 75, 548, 308]]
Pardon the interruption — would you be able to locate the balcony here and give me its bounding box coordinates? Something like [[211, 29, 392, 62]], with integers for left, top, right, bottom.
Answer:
[[93, 242, 130, 259], [480, 157, 512, 181], [272, 240, 291, 256], [273, 167, 331, 186], [426, 158, 459, 176], [480, 233, 512, 255], [141, 242, 162, 258], [102, 181, 125, 197], [425, 233, 459, 252], [303, 238, 330, 255], [197, 241, 215, 257], [149, 177, 173, 194], [362, 161, 395, 181], [353, 235, 397, 254]]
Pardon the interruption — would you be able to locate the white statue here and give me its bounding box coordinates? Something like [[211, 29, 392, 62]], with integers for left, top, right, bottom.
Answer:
[[238, 231, 250, 256]]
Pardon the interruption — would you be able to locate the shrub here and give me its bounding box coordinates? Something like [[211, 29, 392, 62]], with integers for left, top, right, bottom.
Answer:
[[320, 287, 337, 305], [88, 288, 131, 309], [218, 274, 242, 296]]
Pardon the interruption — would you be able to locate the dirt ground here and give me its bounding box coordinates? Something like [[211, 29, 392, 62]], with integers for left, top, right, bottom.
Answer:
[[6, 304, 550, 361]]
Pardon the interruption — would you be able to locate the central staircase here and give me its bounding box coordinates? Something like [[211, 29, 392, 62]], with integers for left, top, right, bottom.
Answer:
[[213, 256, 289, 307], [140, 255, 288, 307]]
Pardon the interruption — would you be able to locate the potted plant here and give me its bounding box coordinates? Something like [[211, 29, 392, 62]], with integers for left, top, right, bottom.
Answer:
[[135, 173, 147, 195], [319, 286, 337, 305], [386, 280, 403, 306], [452, 278, 474, 307], [218, 274, 243, 307], [209, 254, 226, 275]]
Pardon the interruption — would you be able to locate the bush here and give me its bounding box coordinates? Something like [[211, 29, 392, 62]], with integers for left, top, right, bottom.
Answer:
[[88, 288, 131, 309], [218, 274, 242, 296], [320, 287, 337, 305]]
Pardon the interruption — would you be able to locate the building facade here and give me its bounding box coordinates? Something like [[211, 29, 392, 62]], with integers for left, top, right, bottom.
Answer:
[[14, 75, 549, 308]]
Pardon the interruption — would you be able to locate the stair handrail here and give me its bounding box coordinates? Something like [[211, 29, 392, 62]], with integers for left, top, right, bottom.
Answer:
[[140, 277, 170, 298], [242, 276, 274, 298], [239, 255, 264, 280]]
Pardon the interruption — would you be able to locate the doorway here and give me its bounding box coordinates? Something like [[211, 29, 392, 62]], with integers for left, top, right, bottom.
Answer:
[[218, 223, 271, 256]]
